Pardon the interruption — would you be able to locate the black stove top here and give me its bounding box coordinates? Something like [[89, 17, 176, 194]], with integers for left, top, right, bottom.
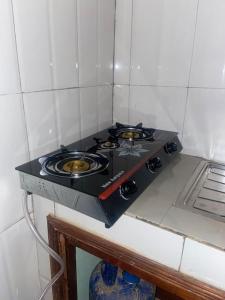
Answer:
[[16, 123, 182, 227]]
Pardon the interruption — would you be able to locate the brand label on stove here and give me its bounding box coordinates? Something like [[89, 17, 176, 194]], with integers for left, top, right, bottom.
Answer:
[[101, 171, 125, 188]]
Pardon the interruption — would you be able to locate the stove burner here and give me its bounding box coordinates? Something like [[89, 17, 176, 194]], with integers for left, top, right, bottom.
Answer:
[[109, 122, 155, 141], [39, 151, 109, 178], [100, 140, 119, 150], [89, 137, 120, 152], [62, 160, 90, 172], [120, 130, 141, 140]]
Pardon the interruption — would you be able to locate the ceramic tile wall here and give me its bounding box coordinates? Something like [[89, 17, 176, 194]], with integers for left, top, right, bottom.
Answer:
[[0, 0, 115, 299], [114, 0, 225, 163]]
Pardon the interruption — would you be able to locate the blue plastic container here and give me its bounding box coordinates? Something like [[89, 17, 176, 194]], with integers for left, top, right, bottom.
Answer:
[[89, 261, 156, 300]]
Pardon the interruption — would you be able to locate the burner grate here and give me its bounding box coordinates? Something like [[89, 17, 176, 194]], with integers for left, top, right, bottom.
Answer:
[[109, 122, 155, 141], [39, 151, 109, 178]]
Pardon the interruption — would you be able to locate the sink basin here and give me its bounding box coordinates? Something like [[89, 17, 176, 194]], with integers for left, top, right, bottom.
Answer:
[[175, 160, 225, 223]]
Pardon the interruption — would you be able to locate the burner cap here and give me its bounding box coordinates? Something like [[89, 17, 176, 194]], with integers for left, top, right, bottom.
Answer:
[[62, 160, 90, 172], [39, 152, 108, 178], [92, 137, 120, 151], [120, 131, 140, 140], [100, 141, 119, 150]]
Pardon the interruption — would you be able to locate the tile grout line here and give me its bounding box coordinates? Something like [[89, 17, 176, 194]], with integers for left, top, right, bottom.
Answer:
[[9, 0, 32, 162], [112, 0, 117, 124], [52, 90, 60, 148], [9, 0, 35, 224], [76, 0, 82, 140], [181, 0, 200, 144], [10, 0, 41, 290], [0, 212, 32, 236], [187, 0, 200, 89], [96, 0, 101, 131], [127, 0, 134, 123], [39, 274, 52, 284], [48, 0, 60, 149], [2, 82, 225, 99], [9, 0, 22, 93], [46, 0, 55, 90], [181, 88, 189, 142], [178, 237, 186, 272], [20, 83, 113, 94], [97, 0, 101, 131], [113, 83, 225, 90], [47, 0, 60, 149], [74, 0, 79, 91]]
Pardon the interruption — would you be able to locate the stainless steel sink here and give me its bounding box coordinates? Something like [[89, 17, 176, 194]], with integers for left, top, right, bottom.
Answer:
[[175, 160, 225, 223]]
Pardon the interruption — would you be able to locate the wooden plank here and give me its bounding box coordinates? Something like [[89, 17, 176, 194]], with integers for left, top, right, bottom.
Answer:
[[65, 239, 77, 299], [47, 221, 65, 300], [156, 287, 183, 300]]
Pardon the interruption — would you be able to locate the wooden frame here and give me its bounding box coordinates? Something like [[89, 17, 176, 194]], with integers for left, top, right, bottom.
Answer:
[[47, 215, 225, 300]]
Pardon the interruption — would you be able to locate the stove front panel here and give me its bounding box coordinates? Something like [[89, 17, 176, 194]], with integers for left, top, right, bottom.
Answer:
[[19, 172, 108, 224]]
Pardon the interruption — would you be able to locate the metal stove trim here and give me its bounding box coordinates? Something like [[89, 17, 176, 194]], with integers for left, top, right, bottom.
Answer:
[[19, 172, 109, 225], [175, 160, 225, 223]]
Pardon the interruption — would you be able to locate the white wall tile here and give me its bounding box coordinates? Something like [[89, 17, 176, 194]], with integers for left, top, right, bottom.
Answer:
[[1, 0, 116, 298], [190, 0, 225, 88], [40, 277, 53, 300], [114, 0, 132, 85], [23, 91, 58, 159], [80, 87, 98, 138], [55, 204, 184, 270], [33, 196, 54, 248], [129, 86, 187, 135], [0, 0, 20, 94], [78, 0, 115, 86], [97, 86, 113, 130], [181, 238, 225, 290], [0, 95, 29, 232], [0, 219, 41, 300], [0, 243, 12, 300], [97, 0, 115, 85], [12, 0, 52, 92], [130, 0, 198, 87], [49, 0, 79, 89], [113, 85, 129, 124], [77, 0, 98, 86], [55, 88, 81, 146], [33, 196, 54, 279], [182, 88, 225, 161]]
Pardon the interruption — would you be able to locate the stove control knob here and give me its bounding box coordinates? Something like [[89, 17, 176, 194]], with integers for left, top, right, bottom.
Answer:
[[146, 157, 162, 173], [165, 142, 177, 154], [120, 180, 137, 200]]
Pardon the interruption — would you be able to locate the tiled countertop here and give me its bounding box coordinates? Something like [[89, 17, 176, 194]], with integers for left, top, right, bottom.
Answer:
[[127, 154, 225, 250], [51, 154, 225, 291]]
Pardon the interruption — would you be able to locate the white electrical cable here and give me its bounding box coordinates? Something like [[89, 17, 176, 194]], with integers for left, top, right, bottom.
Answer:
[[23, 192, 65, 300]]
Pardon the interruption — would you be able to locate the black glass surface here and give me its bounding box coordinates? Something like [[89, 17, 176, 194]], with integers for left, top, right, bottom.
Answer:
[[16, 126, 178, 197]]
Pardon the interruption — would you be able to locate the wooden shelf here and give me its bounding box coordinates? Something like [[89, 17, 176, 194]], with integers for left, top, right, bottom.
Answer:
[[47, 215, 225, 300]]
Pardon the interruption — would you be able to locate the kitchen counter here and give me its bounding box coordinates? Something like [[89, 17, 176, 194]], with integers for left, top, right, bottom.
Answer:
[[127, 154, 225, 250], [37, 154, 225, 293], [127, 154, 225, 291]]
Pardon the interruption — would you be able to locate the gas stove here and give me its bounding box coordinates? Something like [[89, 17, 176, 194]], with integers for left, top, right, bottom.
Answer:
[[16, 123, 182, 227]]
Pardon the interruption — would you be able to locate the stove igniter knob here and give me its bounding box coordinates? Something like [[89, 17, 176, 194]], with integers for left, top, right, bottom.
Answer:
[[146, 157, 162, 173], [120, 180, 137, 200], [165, 142, 177, 154]]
